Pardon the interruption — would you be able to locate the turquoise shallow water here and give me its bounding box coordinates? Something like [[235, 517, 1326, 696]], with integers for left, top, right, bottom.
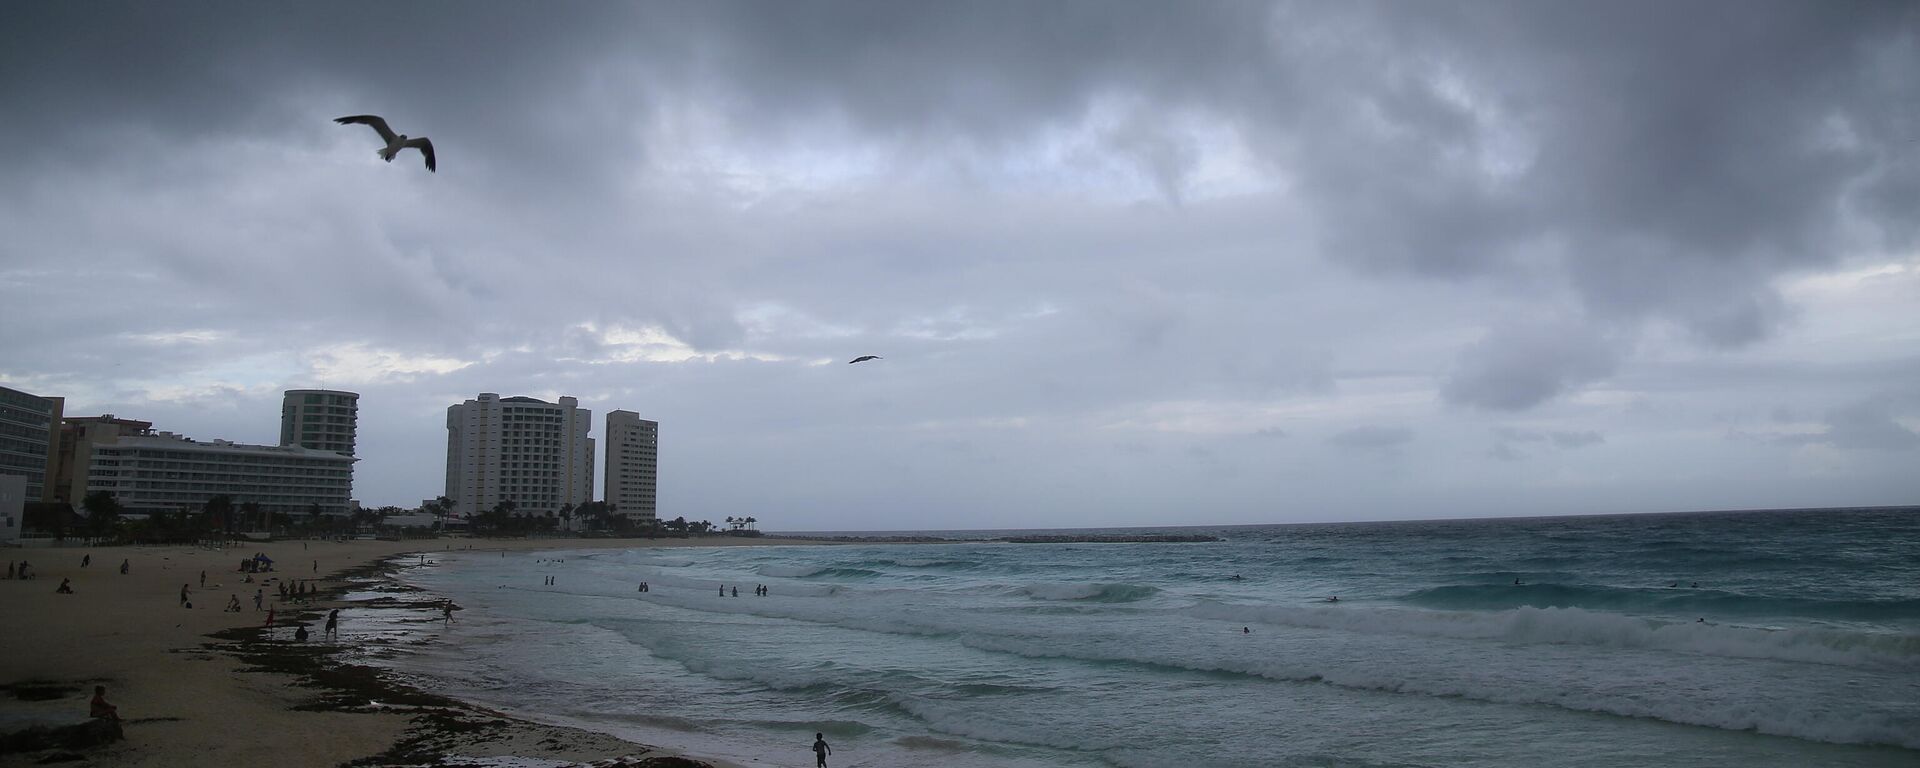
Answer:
[[373, 508, 1920, 767]]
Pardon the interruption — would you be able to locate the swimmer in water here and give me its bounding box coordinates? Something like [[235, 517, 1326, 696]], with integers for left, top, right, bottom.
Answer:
[[1325, 596, 1339, 603]]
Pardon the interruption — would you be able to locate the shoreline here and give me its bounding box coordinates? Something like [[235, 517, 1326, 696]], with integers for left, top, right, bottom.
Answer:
[[0, 536, 821, 767]]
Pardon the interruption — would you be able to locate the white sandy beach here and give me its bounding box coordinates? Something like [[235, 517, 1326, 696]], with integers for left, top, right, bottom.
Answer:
[[0, 536, 816, 767]]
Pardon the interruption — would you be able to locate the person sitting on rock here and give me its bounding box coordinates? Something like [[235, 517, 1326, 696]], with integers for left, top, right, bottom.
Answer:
[[89, 686, 119, 721]]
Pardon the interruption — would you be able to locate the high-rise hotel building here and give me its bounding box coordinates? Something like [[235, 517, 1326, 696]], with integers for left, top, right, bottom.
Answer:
[[281, 389, 360, 456], [0, 385, 62, 502], [445, 393, 593, 518], [604, 410, 658, 526]]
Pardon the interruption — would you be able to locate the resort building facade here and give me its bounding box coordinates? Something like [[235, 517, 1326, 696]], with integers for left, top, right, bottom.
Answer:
[[445, 393, 594, 519], [281, 389, 360, 456], [0, 385, 62, 502], [604, 410, 659, 526], [86, 432, 355, 516], [50, 415, 153, 504], [0, 475, 24, 544]]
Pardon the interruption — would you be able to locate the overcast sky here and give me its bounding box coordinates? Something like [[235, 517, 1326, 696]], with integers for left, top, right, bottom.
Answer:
[[2, 1, 1916, 530]]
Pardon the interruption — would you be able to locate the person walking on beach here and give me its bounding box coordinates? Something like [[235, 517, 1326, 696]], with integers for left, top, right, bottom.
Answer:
[[812, 732, 832, 767], [119, 559, 129, 575], [325, 609, 339, 639], [254, 589, 265, 611], [180, 584, 192, 608], [199, 570, 206, 588], [81, 553, 90, 568], [442, 601, 455, 623]]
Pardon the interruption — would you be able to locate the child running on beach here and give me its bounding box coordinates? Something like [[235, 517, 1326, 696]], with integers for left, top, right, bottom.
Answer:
[[812, 732, 832, 767]]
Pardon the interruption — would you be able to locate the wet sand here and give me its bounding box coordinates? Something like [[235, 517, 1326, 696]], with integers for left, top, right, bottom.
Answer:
[[0, 536, 810, 767]]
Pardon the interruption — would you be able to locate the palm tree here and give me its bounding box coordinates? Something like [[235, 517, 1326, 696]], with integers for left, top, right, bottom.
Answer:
[[204, 495, 235, 538], [82, 491, 122, 540], [744, 516, 757, 531], [239, 501, 264, 533]]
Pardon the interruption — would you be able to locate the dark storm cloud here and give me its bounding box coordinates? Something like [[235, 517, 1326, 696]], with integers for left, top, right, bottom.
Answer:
[[1780, 397, 1920, 452], [0, 3, 634, 168], [1495, 428, 1604, 450], [7, 2, 1912, 359], [1282, 3, 1917, 344], [689, 0, 1915, 402], [1441, 320, 1617, 410], [1488, 427, 1605, 461], [1326, 426, 1414, 451]]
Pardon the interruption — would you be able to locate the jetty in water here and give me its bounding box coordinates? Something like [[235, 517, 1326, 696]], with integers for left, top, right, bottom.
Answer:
[[996, 533, 1220, 544], [778, 533, 1222, 544]]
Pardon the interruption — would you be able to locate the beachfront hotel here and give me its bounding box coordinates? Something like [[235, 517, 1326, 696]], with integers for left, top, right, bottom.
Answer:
[[281, 389, 360, 456], [604, 410, 659, 526], [85, 432, 355, 516], [0, 384, 63, 502], [49, 414, 153, 504], [445, 393, 595, 519]]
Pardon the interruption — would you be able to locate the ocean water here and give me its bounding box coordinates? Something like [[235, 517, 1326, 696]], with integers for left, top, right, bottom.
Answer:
[[370, 508, 1920, 768]]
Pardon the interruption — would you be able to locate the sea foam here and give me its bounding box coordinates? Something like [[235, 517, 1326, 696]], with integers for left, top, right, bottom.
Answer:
[[1185, 602, 1920, 670]]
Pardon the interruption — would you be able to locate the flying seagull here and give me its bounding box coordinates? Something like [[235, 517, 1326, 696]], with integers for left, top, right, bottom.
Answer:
[[847, 355, 882, 364], [334, 115, 436, 172]]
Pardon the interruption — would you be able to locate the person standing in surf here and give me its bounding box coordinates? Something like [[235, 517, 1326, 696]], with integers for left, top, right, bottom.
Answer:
[[812, 732, 832, 767]]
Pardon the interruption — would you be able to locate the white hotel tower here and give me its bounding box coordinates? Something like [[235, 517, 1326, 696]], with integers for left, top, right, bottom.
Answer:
[[445, 393, 593, 519], [604, 410, 658, 526]]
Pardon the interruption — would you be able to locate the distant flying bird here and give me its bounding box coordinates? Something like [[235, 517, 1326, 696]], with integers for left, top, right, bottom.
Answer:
[[847, 355, 882, 364], [334, 115, 436, 172]]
